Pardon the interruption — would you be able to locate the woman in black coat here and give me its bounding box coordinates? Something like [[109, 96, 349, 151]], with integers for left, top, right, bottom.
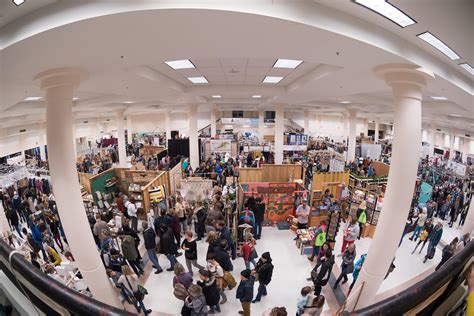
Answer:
[[197, 269, 221, 312], [252, 252, 274, 303], [159, 224, 178, 271]]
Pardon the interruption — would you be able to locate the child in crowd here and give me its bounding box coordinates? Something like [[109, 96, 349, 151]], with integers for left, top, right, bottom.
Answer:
[[297, 286, 312, 315]]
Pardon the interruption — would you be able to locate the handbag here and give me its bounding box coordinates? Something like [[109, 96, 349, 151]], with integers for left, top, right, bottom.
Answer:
[[174, 282, 189, 301], [222, 271, 237, 290]]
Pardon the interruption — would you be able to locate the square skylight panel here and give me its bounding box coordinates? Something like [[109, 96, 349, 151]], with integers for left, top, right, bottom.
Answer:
[[165, 59, 195, 70], [188, 76, 208, 84], [262, 76, 283, 84], [273, 59, 303, 69], [252, 95, 262, 98], [353, 0, 416, 28], [417, 32, 460, 60]]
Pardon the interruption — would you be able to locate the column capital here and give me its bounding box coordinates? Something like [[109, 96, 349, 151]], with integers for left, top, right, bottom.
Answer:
[[374, 63, 434, 99], [34, 67, 88, 91]]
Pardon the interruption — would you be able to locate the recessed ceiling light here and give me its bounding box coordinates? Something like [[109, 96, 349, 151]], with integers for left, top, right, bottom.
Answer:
[[188, 76, 208, 84], [430, 96, 448, 101], [262, 76, 283, 84], [459, 63, 474, 75], [73, 97, 79, 101], [12, 0, 25, 6], [24, 97, 42, 101], [212, 95, 222, 99], [449, 114, 462, 117], [352, 0, 416, 28], [273, 59, 303, 69], [164, 59, 195, 70], [252, 95, 262, 98], [417, 32, 460, 60], [339, 101, 351, 104], [123, 101, 135, 104]]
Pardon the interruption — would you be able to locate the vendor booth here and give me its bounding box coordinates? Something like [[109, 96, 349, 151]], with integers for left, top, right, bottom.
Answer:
[[238, 163, 303, 183]]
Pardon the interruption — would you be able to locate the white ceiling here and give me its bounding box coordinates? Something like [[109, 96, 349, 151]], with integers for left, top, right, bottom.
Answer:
[[0, 0, 57, 28], [0, 0, 472, 137]]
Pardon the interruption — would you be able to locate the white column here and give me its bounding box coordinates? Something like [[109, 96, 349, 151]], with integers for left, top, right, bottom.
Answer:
[[210, 109, 217, 138], [363, 118, 369, 137], [126, 115, 132, 145], [304, 110, 309, 135], [258, 110, 265, 142], [429, 124, 436, 158], [374, 120, 380, 144], [116, 110, 127, 167], [0, 203, 9, 235], [449, 132, 456, 160], [39, 130, 47, 161], [188, 106, 199, 170], [347, 109, 357, 162], [349, 64, 434, 310], [165, 111, 172, 146], [462, 197, 474, 236], [34, 68, 121, 307], [274, 104, 284, 164]]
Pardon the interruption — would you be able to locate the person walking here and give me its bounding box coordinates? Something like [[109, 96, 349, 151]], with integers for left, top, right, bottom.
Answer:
[[409, 207, 427, 241], [182, 231, 205, 274], [308, 220, 327, 262], [236, 269, 255, 316], [340, 216, 359, 253], [356, 201, 367, 239], [142, 222, 163, 274], [252, 252, 274, 303], [435, 237, 458, 271], [118, 265, 152, 315], [198, 269, 221, 313], [348, 254, 367, 295], [242, 234, 258, 270], [213, 239, 233, 272], [424, 221, 444, 263], [93, 214, 110, 248], [184, 284, 209, 315], [6, 207, 22, 237], [159, 224, 178, 271], [254, 197, 265, 240], [334, 243, 356, 288], [207, 253, 227, 305], [313, 250, 334, 296], [411, 218, 434, 254]]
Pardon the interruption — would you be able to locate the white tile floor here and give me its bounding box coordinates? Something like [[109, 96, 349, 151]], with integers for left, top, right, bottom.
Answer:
[[142, 227, 331, 315]]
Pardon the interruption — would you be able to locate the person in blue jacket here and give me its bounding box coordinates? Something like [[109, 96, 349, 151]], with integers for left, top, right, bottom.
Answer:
[[348, 254, 367, 295], [236, 269, 254, 316]]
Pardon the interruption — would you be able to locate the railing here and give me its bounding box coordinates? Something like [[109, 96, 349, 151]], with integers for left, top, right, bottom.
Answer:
[[0, 239, 134, 316], [348, 240, 473, 315]]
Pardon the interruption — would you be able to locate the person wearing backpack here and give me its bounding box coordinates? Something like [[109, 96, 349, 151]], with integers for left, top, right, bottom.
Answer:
[[411, 218, 434, 254], [356, 201, 367, 239], [308, 220, 327, 262], [118, 265, 151, 315], [334, 243, 356, 289], [242, 234, 258, 270], [424, 221, 443, 263]]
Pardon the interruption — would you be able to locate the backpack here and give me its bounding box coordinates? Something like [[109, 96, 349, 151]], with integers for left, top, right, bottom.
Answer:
[[222, 271, 237, 290], [173, 283, 189, 301]]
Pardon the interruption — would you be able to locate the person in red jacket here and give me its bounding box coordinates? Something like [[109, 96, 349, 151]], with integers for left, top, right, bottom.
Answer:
[[242, 234, 257, 270]]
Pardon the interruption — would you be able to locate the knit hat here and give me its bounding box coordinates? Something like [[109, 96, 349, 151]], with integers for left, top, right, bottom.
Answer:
[[261, 252, 272, 261], [241, 269, 251, 279]]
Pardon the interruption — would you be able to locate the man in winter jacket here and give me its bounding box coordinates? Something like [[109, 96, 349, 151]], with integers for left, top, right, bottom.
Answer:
[[236, 269, 255, 316], [252, 252, 274, 303], [142, 222, 162, 274], [424, 221, 443, 263], [213, 239, 233, 272], [118, 230, 144, 276], [313, 250, 335, 296]]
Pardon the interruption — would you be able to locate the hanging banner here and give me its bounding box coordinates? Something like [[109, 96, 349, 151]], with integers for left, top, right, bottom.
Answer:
[[210, 140, 232, 153]]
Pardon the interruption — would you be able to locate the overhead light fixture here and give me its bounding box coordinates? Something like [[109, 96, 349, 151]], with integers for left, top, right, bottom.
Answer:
[[24, 97, 42, 101], [449, 114, 462, 117], [188, 76, 208, 84], [123, 101, 135, 104], [73, 97, 79, 101], [12, 0, 25, 6], [164, 59, 195, 70], [262, 76, 283, 84], [430, 96, 448, 101], [339, 101, 351, 104], [352, 0, 416, 28], [273, 59, 303, 69], [459, 63, 474, 75], [252, 95, 262, 98], [212, 95, 222, 99], [417, 32, 460, 60], [243, 125, 250, 128]]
